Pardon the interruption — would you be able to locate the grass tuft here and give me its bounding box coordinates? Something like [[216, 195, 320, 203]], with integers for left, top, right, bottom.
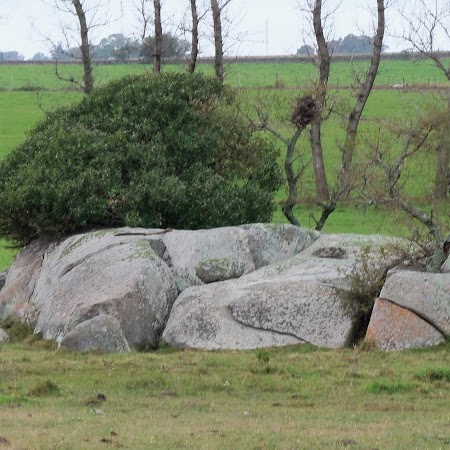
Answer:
[[27, 380, 61, 397], [415, 367, 450, 382]]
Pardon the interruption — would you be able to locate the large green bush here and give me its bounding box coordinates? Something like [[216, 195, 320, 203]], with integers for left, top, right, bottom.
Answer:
[[0, 73, 282, 244]]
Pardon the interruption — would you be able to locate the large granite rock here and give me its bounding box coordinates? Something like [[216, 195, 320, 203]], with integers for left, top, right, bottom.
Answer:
[[380, 270, 450, 337], [366, 298, 446, 350], [163, 256, 358, 350], [0, 229, 178, 351]]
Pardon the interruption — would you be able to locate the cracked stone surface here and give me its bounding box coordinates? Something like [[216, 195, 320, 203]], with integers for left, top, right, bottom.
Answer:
[[380, 269, 450, 337], [366, 298, 446, 350]]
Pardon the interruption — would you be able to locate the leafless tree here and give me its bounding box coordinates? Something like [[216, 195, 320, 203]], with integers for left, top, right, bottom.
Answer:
[[153, 0, 162, 74], [398, 0, 450, 198], [399, 0, 450, 80], [50, 0, 111, 94], [368, 116, 450, 271], [210, 0, 234, 82]]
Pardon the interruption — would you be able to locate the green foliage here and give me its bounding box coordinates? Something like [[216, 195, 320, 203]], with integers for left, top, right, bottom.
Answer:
[[0, 73, 282, 243], [255, 349, 271, 365], [0, 317, 34, 342]]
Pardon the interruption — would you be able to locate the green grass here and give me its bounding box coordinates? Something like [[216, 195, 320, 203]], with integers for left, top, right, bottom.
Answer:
[[0, 341, 448, 449]]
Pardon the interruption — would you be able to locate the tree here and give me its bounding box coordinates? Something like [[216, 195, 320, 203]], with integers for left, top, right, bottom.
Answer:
[[367, 109, 450, 271], [95, 34, 140, 61], [139, 33, 189, 62], [253, 0, 386, 229], [31, 52, 51, 62], [399, 0, 450, 198], [327, 34, 388, 54], [0, 51, 25, 62], [153, 0, 162, 74], [188, 0, 200, 73], [0, 73, 282, 244], [50, 0, 111, 94]]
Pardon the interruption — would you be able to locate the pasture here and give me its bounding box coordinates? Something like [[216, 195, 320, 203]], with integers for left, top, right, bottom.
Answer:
[[0, 59, 448, 270], [0, 338, 449, 449]]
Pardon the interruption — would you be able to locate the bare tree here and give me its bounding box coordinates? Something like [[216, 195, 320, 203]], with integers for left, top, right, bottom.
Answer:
[[342, 0, 385, 172], [50, 0, 110, 94], [399, 0, 450, 198], [309, 0, 331, 202], [399, 0, 450, 80], [368, 116, 450, 271], [153, 0, 162, 75], [72, 0, 94, 93]]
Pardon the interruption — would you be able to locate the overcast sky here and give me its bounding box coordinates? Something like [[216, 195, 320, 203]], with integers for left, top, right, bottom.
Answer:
[[0, 0, 448, 59]]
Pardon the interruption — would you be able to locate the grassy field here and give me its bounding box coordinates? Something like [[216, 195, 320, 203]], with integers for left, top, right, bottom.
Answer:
[[0, 338, 449, 449], [0, 60, 448, 271]]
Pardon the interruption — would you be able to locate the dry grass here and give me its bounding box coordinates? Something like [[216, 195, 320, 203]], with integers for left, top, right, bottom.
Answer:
[[0, 341, 448, 449]]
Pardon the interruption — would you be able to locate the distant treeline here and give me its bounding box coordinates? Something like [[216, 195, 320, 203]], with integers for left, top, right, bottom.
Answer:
[[2, 51, 450, 65]]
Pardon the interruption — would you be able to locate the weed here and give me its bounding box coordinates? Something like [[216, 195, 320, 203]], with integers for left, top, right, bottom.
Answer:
[[364, 380, 416, 394], [255, 349, 270, 365], [0, 317, 34, 342], [415, 367, 450, 382], [27, 380, 60, 397]]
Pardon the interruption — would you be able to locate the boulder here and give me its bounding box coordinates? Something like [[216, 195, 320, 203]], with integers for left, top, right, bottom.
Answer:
[[31, 230, 178, 349], [380, 270, 450, 337], [162, 227, 256, 291], [163, 256, 357, 350], [365, 298, 446, 350], [162, 281, 302, 350], [0, 238, 52, 321], [59, 315, 131, 353], [0, 328, 9, 343], [0, 270, 7, 292]]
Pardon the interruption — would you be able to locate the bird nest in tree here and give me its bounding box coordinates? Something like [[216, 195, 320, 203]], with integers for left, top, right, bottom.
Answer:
[[291, 95, 317, 128]]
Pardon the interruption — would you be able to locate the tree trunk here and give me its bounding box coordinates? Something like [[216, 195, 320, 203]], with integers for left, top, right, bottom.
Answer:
[[342, 0, 385, 171], [282, 127, 305, 226], [72, 0, 93, 94], [434, 141, 450, 198], [310, 0, 331, 202], [188, 0, 199, 74], [210, 0, 224, 82], [153, 0, 162, 75]]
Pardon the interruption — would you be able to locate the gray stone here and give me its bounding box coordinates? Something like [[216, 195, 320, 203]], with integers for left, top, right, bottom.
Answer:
[[59, 315, 131, 353], [29, 230, 178, 350], [162, 281, 302, 350], [0, 328, 9, 343], [240, 223, 317, 269], [366, 298, 446, 350], [162, 227, 255, 291], [443, 254, 450, 272], [163, 256, 357, 350], [0, 270, 7, 292], [380, 270, 450, 337]]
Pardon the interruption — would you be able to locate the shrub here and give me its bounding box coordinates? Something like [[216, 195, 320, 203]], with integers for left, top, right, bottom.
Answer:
[[0, 73, 282, 244]]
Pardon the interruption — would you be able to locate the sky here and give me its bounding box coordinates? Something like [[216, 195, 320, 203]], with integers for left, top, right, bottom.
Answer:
[[0, 0, 448, 59]]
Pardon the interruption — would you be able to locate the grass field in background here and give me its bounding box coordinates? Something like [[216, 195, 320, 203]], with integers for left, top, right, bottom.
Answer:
[[0, 60, 448, 270], [0, 340, 448, 449]]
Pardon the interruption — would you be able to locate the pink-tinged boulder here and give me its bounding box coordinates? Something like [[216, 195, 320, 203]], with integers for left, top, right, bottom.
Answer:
[[365, 298, 445, 350], [379, 270, 450, 337]]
